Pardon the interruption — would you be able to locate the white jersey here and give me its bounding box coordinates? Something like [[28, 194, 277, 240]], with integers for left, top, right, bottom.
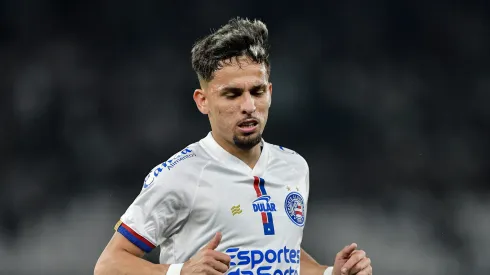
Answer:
[[116, 132, 310, 275]]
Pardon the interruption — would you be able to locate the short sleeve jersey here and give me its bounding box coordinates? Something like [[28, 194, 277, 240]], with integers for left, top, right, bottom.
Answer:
[[116, 132, 310, 275]]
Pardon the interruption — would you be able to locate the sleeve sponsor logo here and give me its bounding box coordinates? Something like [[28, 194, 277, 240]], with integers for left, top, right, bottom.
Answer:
[[143, 148, 196, 188]]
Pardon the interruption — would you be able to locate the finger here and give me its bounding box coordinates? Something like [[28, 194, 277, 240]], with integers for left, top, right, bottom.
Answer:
[[340, 250, 366, 274], [206, 259, 229, 273], [203, 265, 224, 275], [337, 243, 358, 259], [203, 250, 232, 266], [202, 232, 222, 250], [349, 257, 370, 274], [356, 265, 372, 275]]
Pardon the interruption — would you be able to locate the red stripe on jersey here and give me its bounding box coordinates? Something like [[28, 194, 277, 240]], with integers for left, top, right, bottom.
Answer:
[[253, 176, 262, 197], [261, 212, 268, 223]]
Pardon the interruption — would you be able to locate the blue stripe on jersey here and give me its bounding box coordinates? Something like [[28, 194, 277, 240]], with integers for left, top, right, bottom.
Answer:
[[264, 212, 275, 235], [117, 225, 153, 253], [259, 177, 267, 195]]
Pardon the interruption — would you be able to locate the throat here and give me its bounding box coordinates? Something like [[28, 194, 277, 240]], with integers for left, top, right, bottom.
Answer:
[[235, 145, 262, 169], [210, 132, 263, 169]]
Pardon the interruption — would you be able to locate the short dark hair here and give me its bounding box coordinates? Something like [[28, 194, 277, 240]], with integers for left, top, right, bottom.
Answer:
[[191, 17, 271, 82]]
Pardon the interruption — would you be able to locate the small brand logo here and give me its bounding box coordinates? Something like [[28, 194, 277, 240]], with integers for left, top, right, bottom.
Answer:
[[231, 205, 243, 216]]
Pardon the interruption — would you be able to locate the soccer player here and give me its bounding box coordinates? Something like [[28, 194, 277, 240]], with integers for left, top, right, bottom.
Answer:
[[94, 18, 373, 275]]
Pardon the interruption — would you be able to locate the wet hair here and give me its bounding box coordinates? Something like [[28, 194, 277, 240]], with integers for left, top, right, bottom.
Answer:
[[191, 17, 271, 82]]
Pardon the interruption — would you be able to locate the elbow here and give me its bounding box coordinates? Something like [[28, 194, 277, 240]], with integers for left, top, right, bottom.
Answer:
[[94, 254, 111, 275], [93, 265, 102, 275], [94, 261, 104, 275]]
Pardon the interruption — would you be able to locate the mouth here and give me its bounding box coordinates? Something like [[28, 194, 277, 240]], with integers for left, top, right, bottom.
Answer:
[[237, 119, 259, 134]]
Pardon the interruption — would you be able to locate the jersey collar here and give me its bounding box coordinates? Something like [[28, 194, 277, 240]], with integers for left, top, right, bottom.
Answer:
[[200, 131, 270, 176]]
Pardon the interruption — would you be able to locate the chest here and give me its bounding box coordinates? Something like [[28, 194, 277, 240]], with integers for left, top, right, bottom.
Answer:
[[190, 165, 308, 246]]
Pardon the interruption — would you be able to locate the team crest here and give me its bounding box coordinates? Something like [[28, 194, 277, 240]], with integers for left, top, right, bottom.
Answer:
[[284, 192, 305, 227]]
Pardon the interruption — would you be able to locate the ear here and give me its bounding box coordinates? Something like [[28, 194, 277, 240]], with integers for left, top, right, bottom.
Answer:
[[267, 82, 272, 107], [193, 89, 209, 115]]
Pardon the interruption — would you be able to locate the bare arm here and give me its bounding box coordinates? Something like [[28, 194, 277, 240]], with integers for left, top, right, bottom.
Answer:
[[300, 248, 328, 275], [94, 232, 169, 275]]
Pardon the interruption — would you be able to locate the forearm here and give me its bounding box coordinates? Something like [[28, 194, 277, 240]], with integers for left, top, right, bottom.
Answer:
[[95, 250, 169, 275], [300, 248, 328, 275]]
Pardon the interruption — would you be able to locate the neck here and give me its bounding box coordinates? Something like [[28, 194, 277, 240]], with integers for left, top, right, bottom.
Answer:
[[211, 132, 262, 169]]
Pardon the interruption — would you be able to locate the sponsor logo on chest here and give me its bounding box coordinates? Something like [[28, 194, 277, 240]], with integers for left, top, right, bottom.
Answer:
[[252, 196, 277, 213]]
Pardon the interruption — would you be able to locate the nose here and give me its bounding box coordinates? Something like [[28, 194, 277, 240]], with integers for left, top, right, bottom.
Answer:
[[241, 92, 256, 114]]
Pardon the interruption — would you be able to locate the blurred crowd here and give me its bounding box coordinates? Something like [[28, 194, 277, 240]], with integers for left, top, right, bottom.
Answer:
[[0, 1, 488, 274]]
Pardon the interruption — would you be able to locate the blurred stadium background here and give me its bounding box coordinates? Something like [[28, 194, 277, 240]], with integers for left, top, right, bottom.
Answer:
[[1, 1, 489, 274]]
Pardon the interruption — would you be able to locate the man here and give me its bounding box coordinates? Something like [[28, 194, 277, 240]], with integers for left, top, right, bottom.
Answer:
[[94, 18, 372, 275]]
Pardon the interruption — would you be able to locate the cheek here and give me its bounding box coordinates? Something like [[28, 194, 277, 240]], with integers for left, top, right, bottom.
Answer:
[[256, 101, 270, 115], [216, 103, 238, 116], [213, 104, 238, 126]]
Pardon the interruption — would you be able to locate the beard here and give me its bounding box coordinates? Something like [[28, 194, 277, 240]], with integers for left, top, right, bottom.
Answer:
[[233, 132, 262, 150]]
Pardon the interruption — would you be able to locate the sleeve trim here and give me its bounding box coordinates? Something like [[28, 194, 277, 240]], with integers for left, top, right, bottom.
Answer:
[[115, 221, 156, 253]]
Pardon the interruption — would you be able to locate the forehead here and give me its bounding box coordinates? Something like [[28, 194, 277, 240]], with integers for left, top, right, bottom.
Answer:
[[209, 57, 268, 90]]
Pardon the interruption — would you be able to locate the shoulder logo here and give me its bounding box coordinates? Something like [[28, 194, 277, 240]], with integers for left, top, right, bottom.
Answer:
[[285, 192, 305, 227], [143, 171, 155, 188], [142, 148, 196, 189], [277, 145, 297, 154]]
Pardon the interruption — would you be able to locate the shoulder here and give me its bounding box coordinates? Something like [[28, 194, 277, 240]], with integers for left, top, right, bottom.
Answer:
[[266, 142, 309, 172], [141, 141, 211, 190]]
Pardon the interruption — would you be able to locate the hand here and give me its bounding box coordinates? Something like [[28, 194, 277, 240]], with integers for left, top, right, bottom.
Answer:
[[332, 243, 372, 275], [181, 232, 231, 275]]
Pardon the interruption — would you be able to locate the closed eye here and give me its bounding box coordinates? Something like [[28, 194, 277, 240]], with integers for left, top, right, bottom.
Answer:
[[223, 92, 240, 99], [219, 84, 267, 98], [250, 84, 267, 96], [220, 87, 242, 99]]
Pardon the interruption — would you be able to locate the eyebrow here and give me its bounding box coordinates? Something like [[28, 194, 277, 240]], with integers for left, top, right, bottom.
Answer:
[[219, 83, 267, 94]]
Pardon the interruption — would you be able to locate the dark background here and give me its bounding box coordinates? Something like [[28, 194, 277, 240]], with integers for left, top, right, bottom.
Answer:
[[0, 1, 489, 274]]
